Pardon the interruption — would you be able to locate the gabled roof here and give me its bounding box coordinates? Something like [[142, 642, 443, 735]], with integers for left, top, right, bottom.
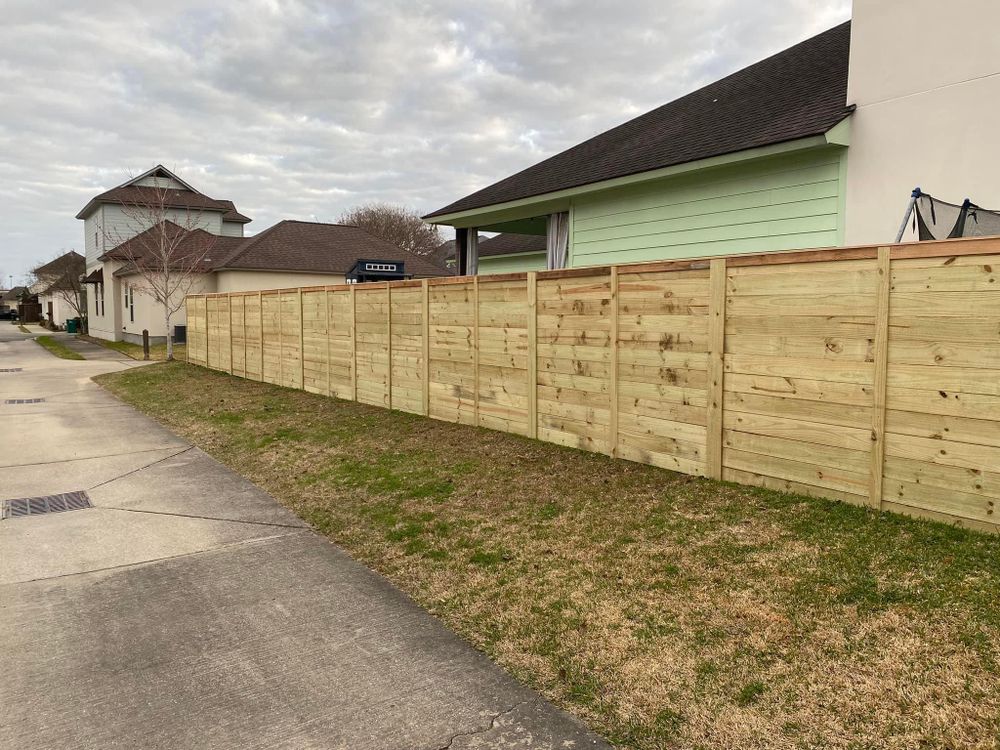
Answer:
[[2, 286, 28, 303], [76, 165, 251, 224], [101, 222, 246, 274], [426, 21, 853, 219], [216, 220, 449, 276], [103, 220, 449, 278], [33, 250, 85, 277]]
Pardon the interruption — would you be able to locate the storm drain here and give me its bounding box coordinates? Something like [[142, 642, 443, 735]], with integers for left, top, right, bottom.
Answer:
[[0, 368, 23, 373], [4, 398, 44, 404], [2, 491, 92, 520]]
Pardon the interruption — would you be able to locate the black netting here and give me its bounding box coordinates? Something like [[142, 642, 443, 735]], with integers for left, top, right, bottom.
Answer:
[[915, 194, 1000, 241]]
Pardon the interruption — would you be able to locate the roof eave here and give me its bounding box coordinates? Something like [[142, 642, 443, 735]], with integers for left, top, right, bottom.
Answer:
[[425, 129, 846, 227]]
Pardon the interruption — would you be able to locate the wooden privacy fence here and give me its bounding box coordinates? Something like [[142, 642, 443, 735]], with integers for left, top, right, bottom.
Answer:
[[187, 236, 1000, 533]]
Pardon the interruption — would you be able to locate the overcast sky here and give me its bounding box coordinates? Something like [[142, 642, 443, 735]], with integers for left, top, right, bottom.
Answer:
[[0, 0, 850, 283]]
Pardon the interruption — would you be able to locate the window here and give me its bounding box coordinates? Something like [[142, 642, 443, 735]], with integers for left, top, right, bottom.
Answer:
[[129, 286, 134, 323], [100, 283, 105, 316]]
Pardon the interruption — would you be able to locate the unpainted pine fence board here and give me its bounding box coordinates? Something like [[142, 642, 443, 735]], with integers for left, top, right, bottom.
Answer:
[[185, 236, 1000, 533]]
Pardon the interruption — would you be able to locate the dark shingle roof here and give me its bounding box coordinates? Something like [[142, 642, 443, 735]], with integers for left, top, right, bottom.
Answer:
[[478, 233, 546, 258], [101, 222, 245, 273], [427, 21, 852, 219], [76, 185, 251, 223], [217, 220, 449, 276]]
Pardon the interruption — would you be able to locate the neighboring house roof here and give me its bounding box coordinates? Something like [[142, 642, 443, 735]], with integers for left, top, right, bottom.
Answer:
[[218, 200, 252, 223], [426, 21, 853, 219], [429, 239, 458, 267], [76, 165, 252, 224], [478, 233, 546, 258], [34, 251, 86, 294], [103, 220, 449, 278], [217, 220, 449, 276], [433, 234, 547, 264], [2, 286, 28, 303], [101, 222, 246, 274], [83, 268, 104, 284], [33, 250, 85, 277]]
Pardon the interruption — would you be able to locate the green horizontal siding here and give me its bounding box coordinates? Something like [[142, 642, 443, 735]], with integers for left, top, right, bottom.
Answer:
[[570, 148, 847, 266], [478, 251, 547, 275]]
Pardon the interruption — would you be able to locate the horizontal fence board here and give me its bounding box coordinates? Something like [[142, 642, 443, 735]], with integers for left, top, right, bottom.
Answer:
[[186, 236, 1000, 533]]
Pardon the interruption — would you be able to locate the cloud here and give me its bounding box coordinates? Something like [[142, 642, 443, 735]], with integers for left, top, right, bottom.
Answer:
[[0, 0, 849, 280]]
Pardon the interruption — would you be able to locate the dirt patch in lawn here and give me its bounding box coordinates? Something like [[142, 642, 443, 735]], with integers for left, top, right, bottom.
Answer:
[[96, 362, 1000, 750]]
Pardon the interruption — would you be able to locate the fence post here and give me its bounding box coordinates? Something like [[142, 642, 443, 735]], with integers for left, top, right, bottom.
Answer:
[[473, 276, 480, 426], [527, 272, 538, 439], [228, 293, 234, 375], [203, 296, 209, 367], [869, 246, 891, 509], [609, 266, 619, 458], [350, 285, 357, 402], [278, 292, 285, 386], [142, 329, 149, 360], [422, 279, 430, 416], [298, 288, 305, 390], [242, 294, 247, 378], [257, 292, 264, 383], [386, 281, 393, 410], [325, 288, 332, 397], [706, 258, 727, 480]]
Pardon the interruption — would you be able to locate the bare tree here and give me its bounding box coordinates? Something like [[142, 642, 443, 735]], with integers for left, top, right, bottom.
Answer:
[[31, 251, 87, 331], [104, 179, 217, 360], [340, 203, 442, 256]]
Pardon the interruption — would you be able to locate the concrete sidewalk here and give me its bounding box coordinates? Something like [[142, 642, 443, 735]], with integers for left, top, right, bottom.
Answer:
[[0, 337, 609, 749]]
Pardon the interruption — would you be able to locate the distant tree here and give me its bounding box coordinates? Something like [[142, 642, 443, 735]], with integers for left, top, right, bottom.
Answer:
[[340, 203, 442, 257], [104, 178, 217, 361], [31, 251, 87, 331]]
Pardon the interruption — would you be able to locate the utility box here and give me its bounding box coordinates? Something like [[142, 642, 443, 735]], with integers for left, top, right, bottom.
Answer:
[[173, 324, 187, 344]]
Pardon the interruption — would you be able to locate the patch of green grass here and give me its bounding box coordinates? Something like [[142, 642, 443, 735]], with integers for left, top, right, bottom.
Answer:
[[736, 680, 767, 706], [78, 335, 186, 361], [34, 335, 84, 360], [93, 361, 1000, 750]]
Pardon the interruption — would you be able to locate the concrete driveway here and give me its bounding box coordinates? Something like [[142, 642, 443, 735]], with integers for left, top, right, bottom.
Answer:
[[0, 336, 609, 749]]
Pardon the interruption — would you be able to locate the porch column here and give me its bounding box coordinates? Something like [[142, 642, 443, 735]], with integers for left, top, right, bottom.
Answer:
[[455, 228, 468, 276], [455, 228, 480, 276]]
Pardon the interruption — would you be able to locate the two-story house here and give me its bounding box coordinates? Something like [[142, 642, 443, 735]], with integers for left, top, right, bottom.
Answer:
[[79, 166, 447, 343]]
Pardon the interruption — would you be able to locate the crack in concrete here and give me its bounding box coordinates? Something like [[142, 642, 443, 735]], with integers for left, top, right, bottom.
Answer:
[[0, 445, 188, 470], [101, 505, 306, 530], [0, 529, 308, 586], [87, 446, 194, 490], [434, 700, 531, 750]]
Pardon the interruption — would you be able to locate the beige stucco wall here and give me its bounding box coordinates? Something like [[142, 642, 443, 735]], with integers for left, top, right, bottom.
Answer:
[[214, 270, 346, 293], [844, 0, 1000, 245]]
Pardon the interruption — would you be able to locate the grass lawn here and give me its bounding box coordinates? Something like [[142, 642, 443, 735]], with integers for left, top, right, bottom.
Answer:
[[34, 335, 84, 360], [96, 362, 1000, 750], [78, 335, 186, 361]]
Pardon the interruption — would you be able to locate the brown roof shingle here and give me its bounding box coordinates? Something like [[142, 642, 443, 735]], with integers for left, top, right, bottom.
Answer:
[[426, 21, 852, 219], [218, 220, 449, 276], [76, 185, 251, 223]]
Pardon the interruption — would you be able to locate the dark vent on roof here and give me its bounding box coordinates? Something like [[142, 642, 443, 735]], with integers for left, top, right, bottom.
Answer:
[[2, 491, 93, 520], [5, 398, 44, 404]]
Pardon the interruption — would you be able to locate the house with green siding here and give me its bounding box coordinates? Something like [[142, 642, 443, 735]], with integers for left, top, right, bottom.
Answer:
[[426, 1, 1000, 273], [424, 22, 853, 274]]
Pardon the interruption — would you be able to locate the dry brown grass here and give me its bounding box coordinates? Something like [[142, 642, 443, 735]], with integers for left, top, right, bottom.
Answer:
[[97, 362, 1000, 750]]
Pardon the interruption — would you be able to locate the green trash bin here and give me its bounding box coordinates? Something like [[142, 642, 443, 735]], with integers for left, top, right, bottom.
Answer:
[[65, 319, 78, 334]]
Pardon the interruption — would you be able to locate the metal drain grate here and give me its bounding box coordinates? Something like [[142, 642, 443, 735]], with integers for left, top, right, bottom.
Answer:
[[2, 491, 92, 520], [0, 368, 23, 373], [4, 398, 44, 404]]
